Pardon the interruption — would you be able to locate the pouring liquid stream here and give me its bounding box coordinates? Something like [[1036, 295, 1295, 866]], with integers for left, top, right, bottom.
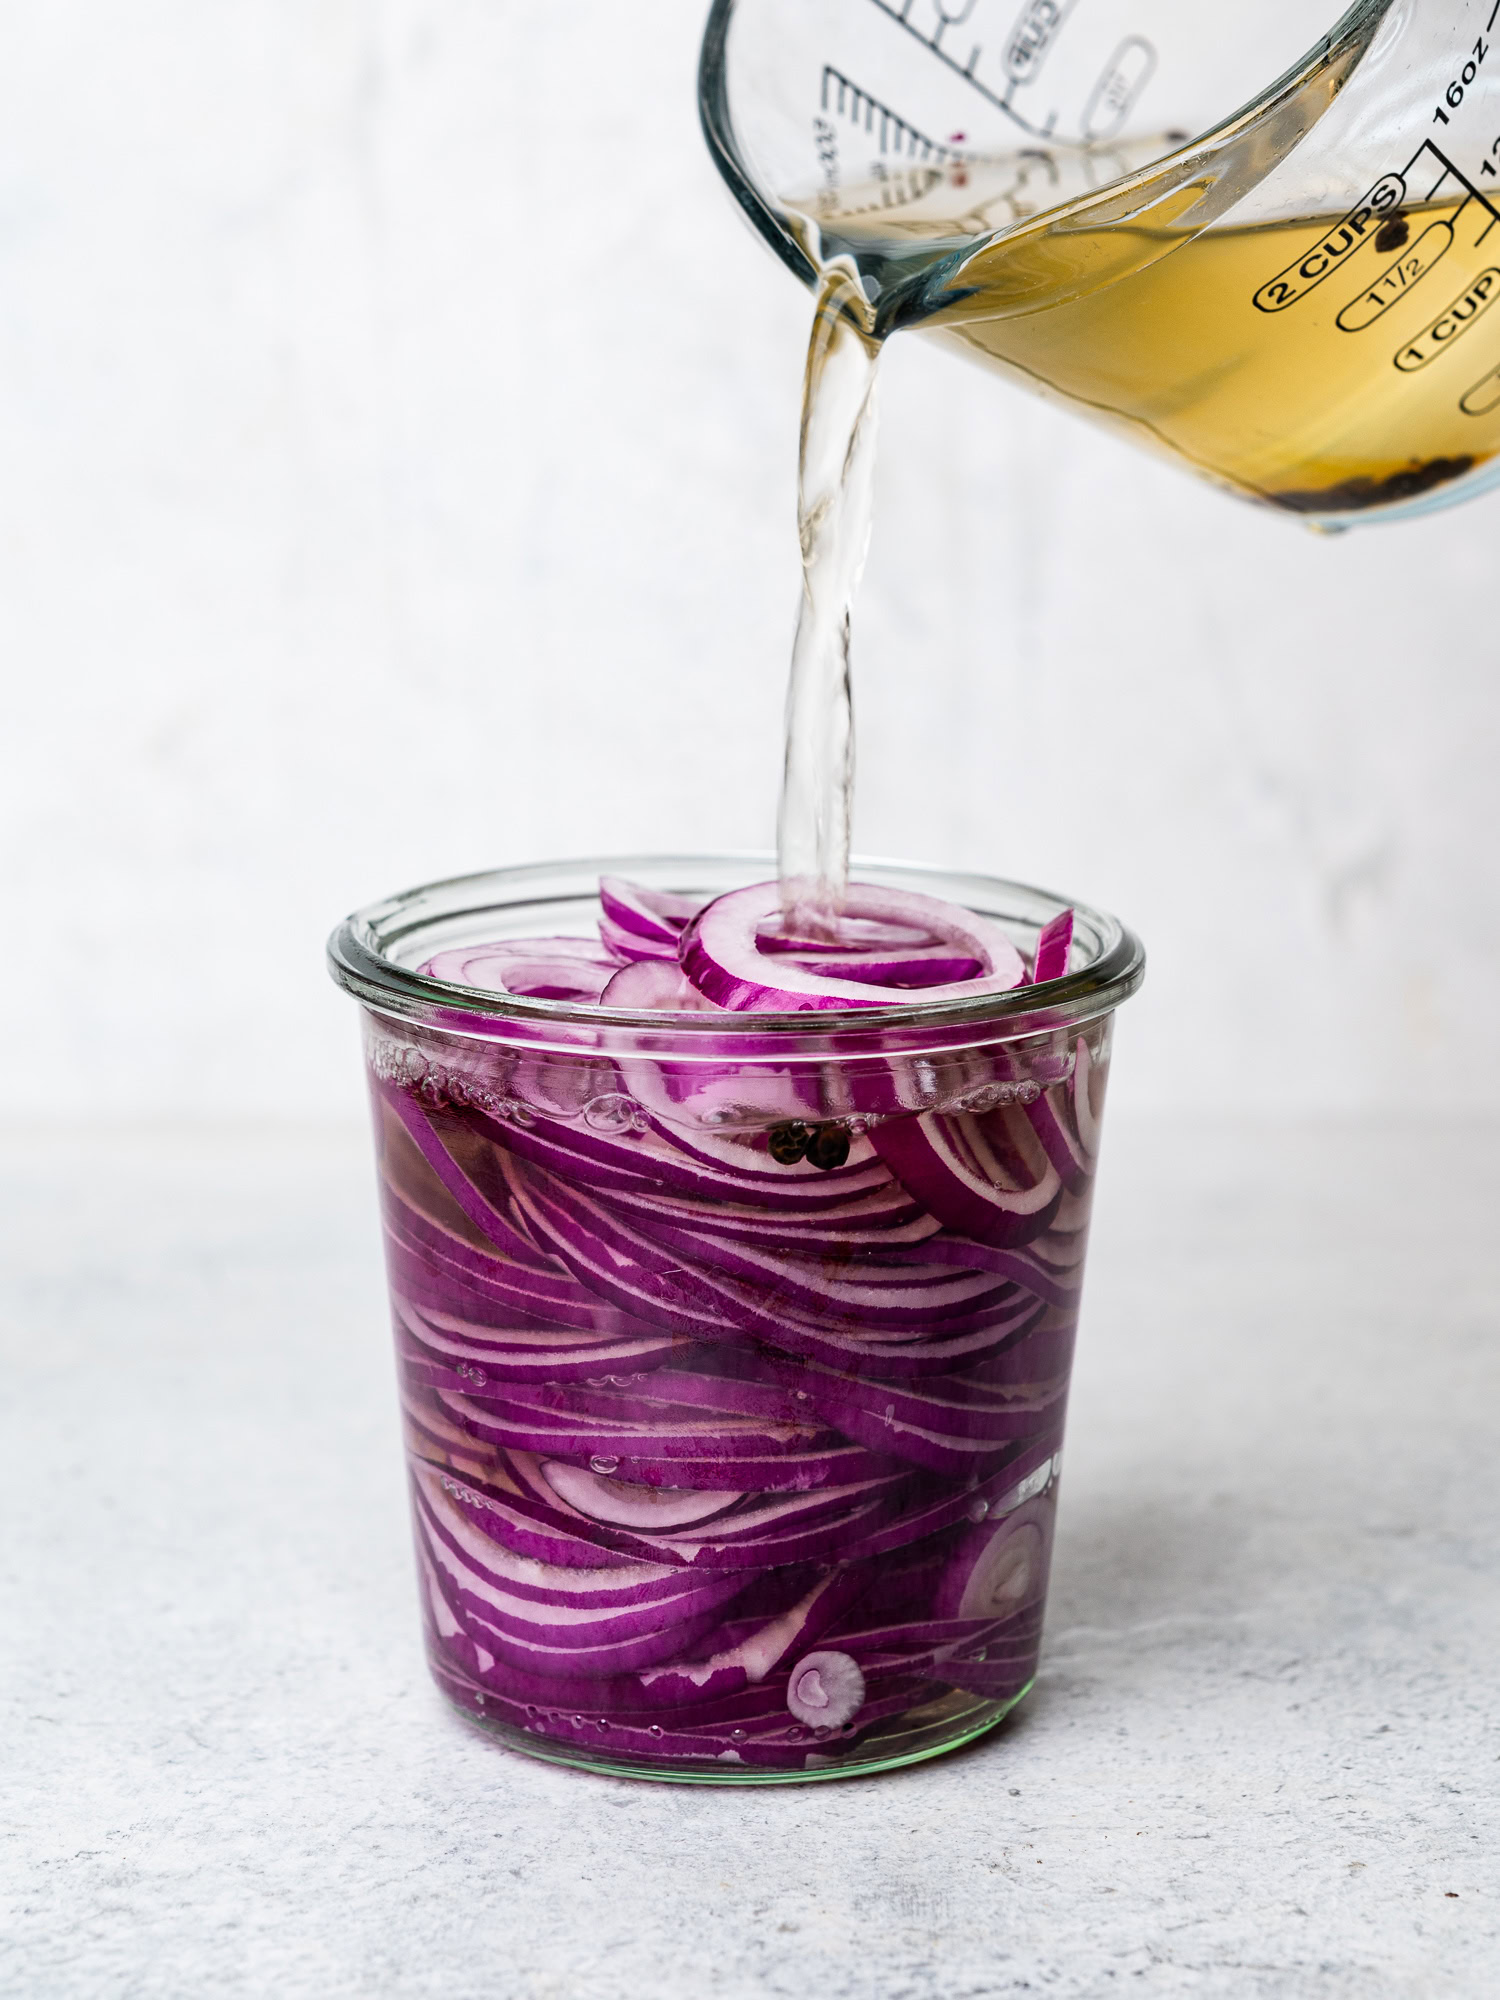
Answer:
[[777, 269, 881, 936], [775, 115, 1500, 921]]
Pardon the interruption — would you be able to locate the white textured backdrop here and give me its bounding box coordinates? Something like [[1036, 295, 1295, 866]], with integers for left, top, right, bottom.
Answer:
[[2, 1, 1497, 1119]]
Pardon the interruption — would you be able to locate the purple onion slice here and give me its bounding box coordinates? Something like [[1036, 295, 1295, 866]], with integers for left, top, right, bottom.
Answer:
[[757, 913, 942, 954], [1031, 908, 1075, 985], [541, 1462, 748, 1531], [633, 1567, 868, 1706], [1023, 1085, 1092, 1196], [873, 1102, 1062, 1248], [1072, 1037, 1104, 1157], [933, 1494, 1056, 1621], [598, 914, 679, 965], [599, 876, 703, 942], [771, 944, 984, 988], [679, 882, 1027, 1012], [785, 1649, 866, 1728], [423, 937, 618, 1002], [600, 960, 720, 1010]]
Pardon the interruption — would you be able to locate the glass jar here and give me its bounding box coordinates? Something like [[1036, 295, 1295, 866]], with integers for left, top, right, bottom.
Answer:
[[327, 855, 1144, 1783]]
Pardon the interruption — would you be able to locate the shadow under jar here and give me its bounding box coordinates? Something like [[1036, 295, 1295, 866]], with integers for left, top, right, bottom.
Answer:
[[327, 856, 1143, 1783]]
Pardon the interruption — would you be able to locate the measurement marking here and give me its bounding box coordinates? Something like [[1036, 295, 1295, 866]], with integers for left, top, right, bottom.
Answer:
[[1082, 37, 1157, 143], [1260, 140, 1500, 311], [1337, 219, 1455, 330], [1411, 138, 1500, 229], [1459, 359, 1500, 413], [1393, 267, 1500, 369], [1489, 0, 1499, 33], [821, 66, 957, 162], [1006, 0, 1081, 86], [1253, 174, 1406, 311], [863, 0, 1031, 132]]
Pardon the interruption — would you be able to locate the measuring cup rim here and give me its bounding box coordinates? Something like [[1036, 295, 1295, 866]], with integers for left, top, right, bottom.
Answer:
[[698, 0, 1401, 296]]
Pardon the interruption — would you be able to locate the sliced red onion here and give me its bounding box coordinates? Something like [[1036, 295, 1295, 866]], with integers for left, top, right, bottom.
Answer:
[[411, 1463, 727, 1611], [482, 1095, 889, 1212], [679, 882, 1026, 1012], [785, 1650, 866, 1728], [1032, 908, 1075, 985], [437, 1388, 893, 1492], [377, 1080, 547, 1261], [613, 1208, 1020, 1330], [604, 1177, 932, 1256], [600, 960, 720, 1010], [541, 1462, 747, 1530], [489, 1448, 904, 1571], [873, 1102, 1062, 1248], [504, 1158, 1048, 1373], [1072, 1037, 1105, 1156], [598, 913, 679, 965], [1024, 1084, 1092, 1196], [420, 1510, 726, 1672], [757, 914, 941, 954], [599, 876, 703, 942], [903, 1235, 1082, 1312], [423, 938, 617, 1003], [395, 1295, 691, 1384], [634, 1568, 867, 1705], [774, 944, 984, 988], [933, 1495, 1056, 1621]]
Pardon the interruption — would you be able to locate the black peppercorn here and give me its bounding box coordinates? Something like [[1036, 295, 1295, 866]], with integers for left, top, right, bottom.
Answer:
[[767, 1121, 812, 1164], [805, 1124, 851, 1172]]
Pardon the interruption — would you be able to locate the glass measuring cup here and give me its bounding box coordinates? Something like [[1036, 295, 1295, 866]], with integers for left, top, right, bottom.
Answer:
[[701, 0, 1500, 525]]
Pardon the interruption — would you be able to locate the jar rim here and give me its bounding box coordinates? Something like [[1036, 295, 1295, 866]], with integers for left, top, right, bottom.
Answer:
[[326, 852, 1145, 1055]]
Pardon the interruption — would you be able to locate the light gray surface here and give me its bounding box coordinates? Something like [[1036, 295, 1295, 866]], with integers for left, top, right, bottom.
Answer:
[[2, 1117, 1496, 1998]]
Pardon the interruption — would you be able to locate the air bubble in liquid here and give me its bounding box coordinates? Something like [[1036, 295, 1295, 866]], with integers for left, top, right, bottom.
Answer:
[[590, 1455, 621, 1476], [968, 1498, 990, 1522], [584, 1093, 636, 1132], [650, 1725, 664, 1738]]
